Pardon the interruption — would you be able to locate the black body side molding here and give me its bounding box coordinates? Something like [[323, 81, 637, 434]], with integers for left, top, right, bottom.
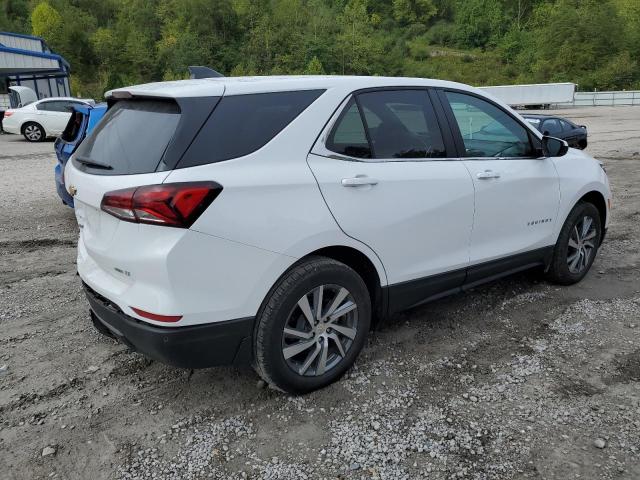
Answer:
[[385, 246, 553, 314]]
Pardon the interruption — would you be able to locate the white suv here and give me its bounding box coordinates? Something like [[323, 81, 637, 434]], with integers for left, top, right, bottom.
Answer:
[[3, 97, 94, 142], [65, 76, 611, 393]]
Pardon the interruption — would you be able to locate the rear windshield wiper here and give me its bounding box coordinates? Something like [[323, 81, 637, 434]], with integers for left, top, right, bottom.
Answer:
[[75, 156, 113, 170]]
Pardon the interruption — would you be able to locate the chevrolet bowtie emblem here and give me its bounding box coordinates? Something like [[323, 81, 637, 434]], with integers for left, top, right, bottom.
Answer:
[[69, 185, 77, 196]]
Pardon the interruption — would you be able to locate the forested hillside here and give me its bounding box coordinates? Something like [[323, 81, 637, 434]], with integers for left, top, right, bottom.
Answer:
[[1, 0, 639, 99]]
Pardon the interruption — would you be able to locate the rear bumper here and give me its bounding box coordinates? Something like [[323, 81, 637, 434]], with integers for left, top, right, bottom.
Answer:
[[3, 124, 19, 135], [84, 283, 254, 368]]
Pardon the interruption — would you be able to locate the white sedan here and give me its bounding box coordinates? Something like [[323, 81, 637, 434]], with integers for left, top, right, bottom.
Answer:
[[3, 97, 94, 142]]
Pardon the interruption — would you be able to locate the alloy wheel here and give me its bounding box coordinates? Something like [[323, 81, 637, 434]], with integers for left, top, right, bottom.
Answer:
[[281, 284, 358, 376], [24, 125, 42, 141], [567, 215, 597, 274]]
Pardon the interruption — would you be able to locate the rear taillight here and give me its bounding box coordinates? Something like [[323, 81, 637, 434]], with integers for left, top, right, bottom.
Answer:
[[4, 111, 13, 117], [101, 182, 222, 228]]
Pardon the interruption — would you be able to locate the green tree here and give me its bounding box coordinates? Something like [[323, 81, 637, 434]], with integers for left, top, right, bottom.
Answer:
[[528, 0, 627, 89], [454, 0, 505, 48], [1, 0, 638, 95], [392, 0, 437, 25], [0, 0, 30, 31], [336, 0, 382, 75], [31, 1, 63, 41], [304, 56, 325, 74]]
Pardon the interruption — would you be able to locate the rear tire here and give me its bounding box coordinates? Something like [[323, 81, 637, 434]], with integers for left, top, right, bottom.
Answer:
[[254, 256, 371, 394], [546, 202, 601, 285], [578, 139, 587, 150], [22, 122, 45, 142]]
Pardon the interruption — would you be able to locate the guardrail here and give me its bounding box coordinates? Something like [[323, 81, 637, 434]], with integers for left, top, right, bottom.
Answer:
[[555, 90, 640, 108]]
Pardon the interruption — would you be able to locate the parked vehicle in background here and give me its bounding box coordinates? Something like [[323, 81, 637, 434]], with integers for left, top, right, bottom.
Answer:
[[523, 114, 588, 149], [55, 103, 107, 207], [7, 86, 38, 108], [479, 83, 576, 109], [65, 76, 611, 394], [2, 97, 94, 142]]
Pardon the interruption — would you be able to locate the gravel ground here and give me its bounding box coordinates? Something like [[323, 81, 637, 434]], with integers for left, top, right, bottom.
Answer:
[[1, 106, 639, 479]]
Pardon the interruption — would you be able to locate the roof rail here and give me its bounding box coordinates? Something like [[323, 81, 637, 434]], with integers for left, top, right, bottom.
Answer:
[[188, 66, 224, 79]]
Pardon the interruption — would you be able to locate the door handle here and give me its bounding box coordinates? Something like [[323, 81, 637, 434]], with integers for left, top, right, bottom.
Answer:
[[476, 170, 501, 180], [341, 176, 379, 187]]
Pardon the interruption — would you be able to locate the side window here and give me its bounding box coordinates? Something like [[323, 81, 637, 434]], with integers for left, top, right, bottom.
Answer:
[[559, 119, 573, 131], [525, 117, 541, 130], [57, 102, 73, 112], [445, 91, 535, 158], [178, 89, 325, 167], [542, 119, 562, 135], [357, 90, 447, 159], [39, 101, 69, 112], [326, 98, 371, 159]]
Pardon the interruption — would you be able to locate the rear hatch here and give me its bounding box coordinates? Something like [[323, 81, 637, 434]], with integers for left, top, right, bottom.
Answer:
[[68, 93, 221, 205], [65, 81, 323, 257], [65, 89, 222, 285]]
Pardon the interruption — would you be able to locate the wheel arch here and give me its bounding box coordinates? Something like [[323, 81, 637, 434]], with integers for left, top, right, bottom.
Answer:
[[300, 245, 387, 326], [578, 190, 607, 240]]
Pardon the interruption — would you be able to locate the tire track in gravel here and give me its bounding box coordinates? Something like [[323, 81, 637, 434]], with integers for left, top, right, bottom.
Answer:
[[0, 238, 76, 254], [0, 377, 86, 414]]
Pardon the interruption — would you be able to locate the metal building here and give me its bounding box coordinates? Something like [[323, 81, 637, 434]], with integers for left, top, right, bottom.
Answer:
[[0, 31, 71, 110]]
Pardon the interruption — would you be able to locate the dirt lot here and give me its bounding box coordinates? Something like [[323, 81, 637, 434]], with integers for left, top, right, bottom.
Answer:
[[1, 106, 639, 480]]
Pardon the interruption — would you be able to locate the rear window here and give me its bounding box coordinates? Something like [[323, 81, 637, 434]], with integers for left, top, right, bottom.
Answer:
[[178, 90, 324, 168], [74, 100, 180, 175]]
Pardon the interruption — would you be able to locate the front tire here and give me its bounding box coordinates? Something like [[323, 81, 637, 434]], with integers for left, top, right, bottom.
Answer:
[[22, 122, 45, 142], [546, 202, 601, 285], [254, 257, 371, 394]]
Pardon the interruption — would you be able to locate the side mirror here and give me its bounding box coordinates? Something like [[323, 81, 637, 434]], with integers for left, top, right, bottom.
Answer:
[[542, 135, 569, 157]]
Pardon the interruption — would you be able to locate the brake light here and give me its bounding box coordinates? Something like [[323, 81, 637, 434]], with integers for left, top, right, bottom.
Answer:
[[101, 182, 222, 228], [4, 111, 13, 117]]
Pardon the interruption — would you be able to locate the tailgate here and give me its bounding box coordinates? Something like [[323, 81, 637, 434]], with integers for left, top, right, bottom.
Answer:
[[66, 164, 172, 250]]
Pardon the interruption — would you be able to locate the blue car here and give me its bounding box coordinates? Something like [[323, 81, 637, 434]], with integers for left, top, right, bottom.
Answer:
[[54, 103, 107, 207]]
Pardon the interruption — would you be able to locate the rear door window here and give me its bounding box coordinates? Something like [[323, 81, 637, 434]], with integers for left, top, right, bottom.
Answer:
[[37, 101, 58, 111], [74, 100, 181, 175], [178, 90, 324, 168], [357, 90, 447, 159], [44, 101, 76, 112]]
